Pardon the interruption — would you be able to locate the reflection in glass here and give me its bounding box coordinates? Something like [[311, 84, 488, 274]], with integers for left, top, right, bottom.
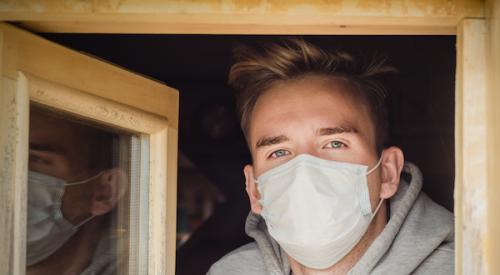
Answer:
[[27, 105, 132, 275], [176, 153, 225, 248]]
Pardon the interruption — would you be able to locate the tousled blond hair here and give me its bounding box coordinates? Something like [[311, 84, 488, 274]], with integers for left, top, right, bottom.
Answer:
[[228, 38, 394, 154]]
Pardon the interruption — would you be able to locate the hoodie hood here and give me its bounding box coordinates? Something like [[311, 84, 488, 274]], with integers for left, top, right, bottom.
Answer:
[[244, 162, 454, 275]]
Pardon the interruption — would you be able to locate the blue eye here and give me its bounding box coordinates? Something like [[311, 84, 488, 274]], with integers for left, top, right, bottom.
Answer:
[[327, 141, 346, 149], [270, 149, 290, 158]]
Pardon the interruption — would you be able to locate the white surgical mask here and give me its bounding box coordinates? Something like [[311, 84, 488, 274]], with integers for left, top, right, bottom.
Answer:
[[256, 154, 383, 269], [27, 170, 101, 266]]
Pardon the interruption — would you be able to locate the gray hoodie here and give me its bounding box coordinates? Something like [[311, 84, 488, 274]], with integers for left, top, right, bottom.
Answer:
[[208, 162, 454, 275], [81, 220, 124, 275]]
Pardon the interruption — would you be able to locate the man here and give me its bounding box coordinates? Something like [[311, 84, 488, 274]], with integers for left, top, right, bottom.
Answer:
[[27, 107, 126, 275], [208, 39, 454, 274]]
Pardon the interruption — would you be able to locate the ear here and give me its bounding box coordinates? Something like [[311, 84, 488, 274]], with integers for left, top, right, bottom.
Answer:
[[90, 168, 127, 216], [379, 146, 405, 199], [243, 164, 262, 214]]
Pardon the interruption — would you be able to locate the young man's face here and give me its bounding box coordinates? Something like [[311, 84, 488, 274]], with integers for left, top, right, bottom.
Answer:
[[29, 112, 91, 181], [29, 112, 97, 223], [27, 111, 126, 272], [243, 74, 403, 215], [29, 110, 123, 223]]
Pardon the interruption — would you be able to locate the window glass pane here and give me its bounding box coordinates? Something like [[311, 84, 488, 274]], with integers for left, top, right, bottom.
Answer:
[[26, 105, 142, 275]]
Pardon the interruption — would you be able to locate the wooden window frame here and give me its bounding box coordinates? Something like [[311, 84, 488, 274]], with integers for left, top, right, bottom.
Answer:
[[0, 24, 179, 275], [0, 0, 498, 274]]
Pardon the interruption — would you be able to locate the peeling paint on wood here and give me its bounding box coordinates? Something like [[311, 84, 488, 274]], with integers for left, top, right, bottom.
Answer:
[[0, 73, 29, 275], [0, 0, 484, 34], [0, 0, 484, 17]]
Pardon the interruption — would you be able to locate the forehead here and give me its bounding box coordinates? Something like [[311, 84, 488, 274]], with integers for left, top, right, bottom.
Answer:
[[248, 75, 373, 146], [30, 111, 81, 143], [29, 110, 95, 165]]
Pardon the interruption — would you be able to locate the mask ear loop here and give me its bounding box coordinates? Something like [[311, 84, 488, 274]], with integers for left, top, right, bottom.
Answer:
[[366, 155, 385, 216], [65, 172, 104, 227], [75, 214, 95, 228], [372, 198, 385, 217], [366, 155, 383, 175], [66, 171, 104, 186]]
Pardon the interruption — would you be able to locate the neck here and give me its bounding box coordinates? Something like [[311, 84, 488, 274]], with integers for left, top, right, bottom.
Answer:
[[289, 202, 388, 275]]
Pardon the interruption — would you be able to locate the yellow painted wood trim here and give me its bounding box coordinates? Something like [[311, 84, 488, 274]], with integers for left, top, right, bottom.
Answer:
[[0, 23, 179, 128], [0, 0, 483, 19], [485, 0, 500, 274], [0, 0, 484, 34], [455, 18, 488, 275], [18, 19, 456, 35], [0, 73, 29, 275], [166, 127, 178, 275], [148, 127, 177, 275], [26, 73, 168, 135]]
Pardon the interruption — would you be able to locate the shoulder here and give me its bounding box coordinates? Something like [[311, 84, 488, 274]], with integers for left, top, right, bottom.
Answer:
[[207, 242, 267, 275], [410, 191, 454, 241], [369, 186, 455, 274], [397, 191, 455, 274], [413, 240, 454, 274]]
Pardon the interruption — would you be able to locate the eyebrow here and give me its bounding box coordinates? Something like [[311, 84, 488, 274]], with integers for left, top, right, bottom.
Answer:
[[29, 142, 65, 154], [255, 126, 358, 149], [255, 135, 289, 149], [317, 126, 358, 136]]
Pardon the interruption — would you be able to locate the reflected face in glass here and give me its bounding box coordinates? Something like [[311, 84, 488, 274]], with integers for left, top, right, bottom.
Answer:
[[27, 108, 128, 274], [29, 110, 98, 223], [29, 110, 92, 180]]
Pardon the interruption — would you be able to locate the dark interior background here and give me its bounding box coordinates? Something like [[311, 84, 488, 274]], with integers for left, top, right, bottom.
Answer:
[[38, 33, 456, 275]]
